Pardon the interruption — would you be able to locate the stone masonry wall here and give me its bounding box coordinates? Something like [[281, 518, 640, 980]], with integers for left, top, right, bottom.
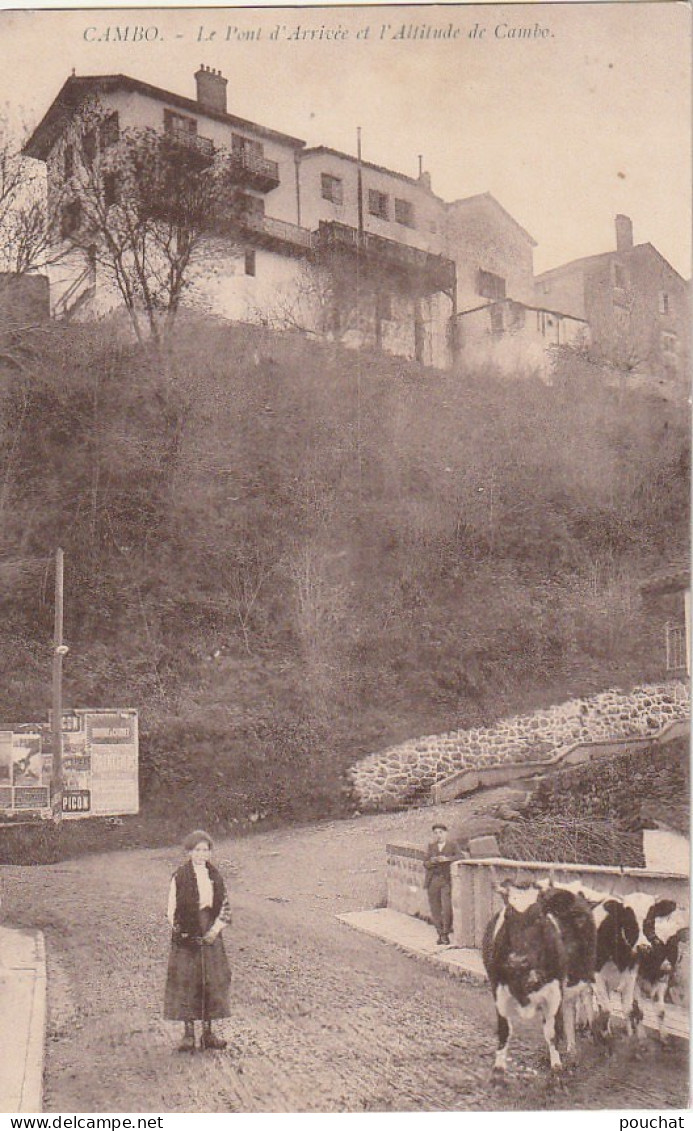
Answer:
[[349, 681, 690, 809]]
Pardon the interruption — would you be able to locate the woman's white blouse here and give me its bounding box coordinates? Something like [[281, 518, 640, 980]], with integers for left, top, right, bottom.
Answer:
[[167, 864, 225, 940]]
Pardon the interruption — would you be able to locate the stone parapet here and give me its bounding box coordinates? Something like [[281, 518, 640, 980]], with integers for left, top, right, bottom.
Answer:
[[350, 681, 689, 809]]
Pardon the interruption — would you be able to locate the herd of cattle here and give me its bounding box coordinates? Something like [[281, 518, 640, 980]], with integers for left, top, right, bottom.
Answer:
[[482, 874, 689, 1074]]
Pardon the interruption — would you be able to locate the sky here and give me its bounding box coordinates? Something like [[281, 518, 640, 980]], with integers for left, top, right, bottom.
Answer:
[[0, 1, 690, 276]]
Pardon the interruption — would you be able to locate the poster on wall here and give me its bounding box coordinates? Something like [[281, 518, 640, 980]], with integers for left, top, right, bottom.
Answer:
[[1, 709, 140, 818], [11, 733, 45, 787], [0, 731, 12, 787], [62, 726, 92, 814], [85, 710, 139, 817]]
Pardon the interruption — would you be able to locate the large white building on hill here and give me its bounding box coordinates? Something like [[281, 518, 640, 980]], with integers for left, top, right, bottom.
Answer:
[[25, 67, 581, 373]]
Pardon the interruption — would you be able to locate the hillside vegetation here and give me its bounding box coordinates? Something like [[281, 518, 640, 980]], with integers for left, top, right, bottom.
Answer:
[[499, 736, 689, 867], [0, 319, 689, 832]]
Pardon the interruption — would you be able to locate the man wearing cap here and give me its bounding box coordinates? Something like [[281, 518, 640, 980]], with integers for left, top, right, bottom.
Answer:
[[423, 822, 458, 945]]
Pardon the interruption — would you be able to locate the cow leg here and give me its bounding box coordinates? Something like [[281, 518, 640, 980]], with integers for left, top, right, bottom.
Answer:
[[541, 981, 563, 1071], [654, 982, 668, 1042], [563, 993, 577, 1058], [575, 983, 594, 1037], [621, 968, 644, 1039], [592, 973, 613, 1040], [582, 984, 595, 1032], [493, 1010, 512, 1075]]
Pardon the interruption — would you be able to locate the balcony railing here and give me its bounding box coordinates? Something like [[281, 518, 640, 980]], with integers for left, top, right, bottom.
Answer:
[[313, 221, 456, 293], [234, 210, 313, 252], [163, 131, 215, 165], [224, 151, 280, 193]]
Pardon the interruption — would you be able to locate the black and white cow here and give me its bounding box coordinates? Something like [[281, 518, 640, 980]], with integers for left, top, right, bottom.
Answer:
[[590, 891, 659, 1038], [482, 881, 596, 1074], [637, 900, 689, 1040]]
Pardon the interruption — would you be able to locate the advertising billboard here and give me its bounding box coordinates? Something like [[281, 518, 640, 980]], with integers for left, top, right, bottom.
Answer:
[[0, 710, 139, 820]]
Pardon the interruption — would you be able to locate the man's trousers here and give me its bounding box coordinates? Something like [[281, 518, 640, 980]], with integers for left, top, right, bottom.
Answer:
[[427, 875, 452, 936]]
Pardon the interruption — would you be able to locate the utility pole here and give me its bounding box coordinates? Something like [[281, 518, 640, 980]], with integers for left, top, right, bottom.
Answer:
[[356, 127, 364, 240], [355, 127, 363, 490], [51, 547, 67, 823]]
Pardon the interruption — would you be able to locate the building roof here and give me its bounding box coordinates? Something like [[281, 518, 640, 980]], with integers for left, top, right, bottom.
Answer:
[[536, 242, 688, 286], [23, 73, 306, 161], [446, 192, 537, 247], [301, 146, 437, 193], [455, 298, 587, 322]]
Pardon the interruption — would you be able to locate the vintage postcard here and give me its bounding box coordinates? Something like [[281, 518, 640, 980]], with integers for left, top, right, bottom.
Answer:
[[0, 1, 689, 1121]]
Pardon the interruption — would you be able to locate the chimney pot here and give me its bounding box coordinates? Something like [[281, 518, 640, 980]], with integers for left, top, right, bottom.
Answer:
[[195, 65, 228, 113], [615, 214, 634, 252]]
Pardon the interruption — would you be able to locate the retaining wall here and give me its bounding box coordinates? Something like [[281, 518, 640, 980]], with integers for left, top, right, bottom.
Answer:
[[350, 681, 689, 808], [385, 846, 689, 949]]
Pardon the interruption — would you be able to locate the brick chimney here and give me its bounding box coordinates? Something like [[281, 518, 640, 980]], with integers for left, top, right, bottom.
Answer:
[[195, 65, 228, 113], [615, 214, 634, 252]]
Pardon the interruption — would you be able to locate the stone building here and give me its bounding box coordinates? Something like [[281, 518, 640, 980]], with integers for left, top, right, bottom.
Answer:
[[454, 299, 588, 381], [535, 215, 691, 392], [23, 68, 543, 371]]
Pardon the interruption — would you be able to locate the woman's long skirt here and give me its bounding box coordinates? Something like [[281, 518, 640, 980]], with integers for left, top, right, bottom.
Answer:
[[164, 908, 231, 1021]]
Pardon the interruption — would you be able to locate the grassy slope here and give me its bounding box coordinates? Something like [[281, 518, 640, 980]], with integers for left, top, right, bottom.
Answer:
[[0, 317, 689, 839]]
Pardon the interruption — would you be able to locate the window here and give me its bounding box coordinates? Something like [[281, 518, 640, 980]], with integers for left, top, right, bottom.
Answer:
[[507, 302, 526, 330], [164, 109, 197, 140], [477, 269, 506, 301], [99, 112, 120, 150], [61, 199, 81, 238], [244, 249, 256, 277], [82, 129, 97, 168], [613, 262, 627, 288], [238, 194, 265, 223], [659, 291, 670, 315], [64, 143, 74, 180], [489, 305, 504, 335], [394, 198, 415, 227], [368, 189, 389, 220], [661, 330, 677, 354], [321, 173, 343, 205], [103, 172, 119, 208], [377, 293, 392, 321], [232, 134, 264, 162], [666, 620, 686, 672]]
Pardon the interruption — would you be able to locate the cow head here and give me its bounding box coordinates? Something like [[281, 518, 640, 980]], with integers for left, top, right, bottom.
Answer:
[[498, 882, 541, 913], [500, 903, 559, 1004], [620, 892, 657, 955], [644, 900, 688, 947]]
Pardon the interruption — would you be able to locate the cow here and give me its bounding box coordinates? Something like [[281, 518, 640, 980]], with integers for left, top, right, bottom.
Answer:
[[589, 890, 676, 1040], [637, 900, 689, 1041], [482, 880, 596, 1075]]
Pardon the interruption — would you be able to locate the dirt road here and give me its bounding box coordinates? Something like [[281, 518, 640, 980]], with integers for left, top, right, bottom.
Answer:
[[2, 793, 688, 1112]]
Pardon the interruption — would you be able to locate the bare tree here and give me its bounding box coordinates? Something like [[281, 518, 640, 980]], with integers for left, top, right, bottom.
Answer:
[[247, 250, 380, 346], [589, 284, 660, 379], [0, 119, 53, 276], [53, 104, 249, 345]]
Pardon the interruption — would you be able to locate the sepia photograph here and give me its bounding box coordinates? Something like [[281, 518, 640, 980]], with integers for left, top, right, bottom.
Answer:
[[0, 0, 689, 1118]]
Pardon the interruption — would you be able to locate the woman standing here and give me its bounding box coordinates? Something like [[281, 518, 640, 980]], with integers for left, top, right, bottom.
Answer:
[[164, 830, 232, 1052]]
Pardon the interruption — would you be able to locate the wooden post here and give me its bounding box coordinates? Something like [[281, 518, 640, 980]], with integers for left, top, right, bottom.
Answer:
[[51, 547, 65, 822]]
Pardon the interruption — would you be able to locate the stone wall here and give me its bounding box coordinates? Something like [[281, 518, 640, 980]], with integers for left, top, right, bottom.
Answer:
[[349, 681, 690, 809]]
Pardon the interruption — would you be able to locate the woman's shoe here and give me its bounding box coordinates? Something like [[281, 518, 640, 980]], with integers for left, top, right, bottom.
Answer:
[[200, 1030, 227, 1051]]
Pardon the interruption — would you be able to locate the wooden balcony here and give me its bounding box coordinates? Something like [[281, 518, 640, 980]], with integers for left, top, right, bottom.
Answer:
[[232, 210, 313, 254], [313, 221, 456, 295], [223, 151, 280, 193], [162, 131, 215, 168]]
